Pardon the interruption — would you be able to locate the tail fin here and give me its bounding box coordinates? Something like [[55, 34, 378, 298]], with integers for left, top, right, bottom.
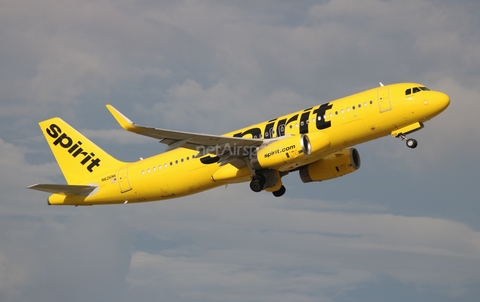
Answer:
[[39, 118, 125, 184]]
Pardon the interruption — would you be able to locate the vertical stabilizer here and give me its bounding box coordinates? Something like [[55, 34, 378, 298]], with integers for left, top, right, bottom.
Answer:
[[39, 118, 126, 184]]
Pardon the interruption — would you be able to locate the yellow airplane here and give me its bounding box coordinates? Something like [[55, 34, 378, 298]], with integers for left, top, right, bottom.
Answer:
[[29, 83, 450, 205]]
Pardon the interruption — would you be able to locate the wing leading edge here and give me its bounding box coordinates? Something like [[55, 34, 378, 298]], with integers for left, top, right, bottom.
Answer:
[[106, 105, 264, 160]]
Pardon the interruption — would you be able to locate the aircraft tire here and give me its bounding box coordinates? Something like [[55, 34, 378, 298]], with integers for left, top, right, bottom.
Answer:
[[406, 138, 418, 149], [250, 175, 266, 192], [272, 185, 286, 197]]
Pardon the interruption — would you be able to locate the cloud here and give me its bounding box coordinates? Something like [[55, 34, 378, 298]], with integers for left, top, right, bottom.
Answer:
[[120, 186, 480, 301], [1, 0, 480, 301]]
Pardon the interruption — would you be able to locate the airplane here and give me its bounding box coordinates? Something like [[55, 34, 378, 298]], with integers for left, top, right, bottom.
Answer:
[[28, 82, 450, 206]]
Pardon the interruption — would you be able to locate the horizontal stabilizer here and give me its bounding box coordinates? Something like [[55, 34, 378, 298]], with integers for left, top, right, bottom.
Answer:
[[28, 184, 97, 196]]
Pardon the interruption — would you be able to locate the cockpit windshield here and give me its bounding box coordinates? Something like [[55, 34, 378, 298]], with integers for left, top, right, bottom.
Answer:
[[405, 86, 430, 95]]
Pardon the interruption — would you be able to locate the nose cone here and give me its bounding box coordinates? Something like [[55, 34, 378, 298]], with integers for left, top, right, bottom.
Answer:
[[436, 91, 450, 112]]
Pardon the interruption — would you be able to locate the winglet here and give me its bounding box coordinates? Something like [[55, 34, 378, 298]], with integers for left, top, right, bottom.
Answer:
[[106, 104, 138, 132]]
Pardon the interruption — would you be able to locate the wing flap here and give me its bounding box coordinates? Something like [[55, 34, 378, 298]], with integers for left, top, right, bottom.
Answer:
[[28, 184, 97, 196]]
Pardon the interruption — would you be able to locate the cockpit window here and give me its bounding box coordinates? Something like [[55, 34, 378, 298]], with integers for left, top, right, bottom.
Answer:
[[406, 86, 431, 95]]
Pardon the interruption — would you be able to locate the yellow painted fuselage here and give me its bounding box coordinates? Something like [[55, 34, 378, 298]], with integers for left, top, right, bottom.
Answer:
[[45, 83, 449, 205]]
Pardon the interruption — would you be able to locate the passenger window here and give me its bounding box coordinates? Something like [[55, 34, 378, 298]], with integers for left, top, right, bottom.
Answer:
[[370, 100, 373, 104]]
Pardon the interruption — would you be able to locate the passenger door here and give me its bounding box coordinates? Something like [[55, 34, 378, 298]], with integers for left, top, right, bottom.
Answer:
[[377, 87, 392, 112]]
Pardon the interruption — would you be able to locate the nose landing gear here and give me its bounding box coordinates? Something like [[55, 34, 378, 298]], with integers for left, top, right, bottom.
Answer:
[[406, 138, 418, 148], [391, 122, 423, 149], [399, 134, 418, 149]]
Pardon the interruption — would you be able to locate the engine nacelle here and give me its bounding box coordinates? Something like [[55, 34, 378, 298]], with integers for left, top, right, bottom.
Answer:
[[250, 132, 330, 170], [299, 148, 361, 183]]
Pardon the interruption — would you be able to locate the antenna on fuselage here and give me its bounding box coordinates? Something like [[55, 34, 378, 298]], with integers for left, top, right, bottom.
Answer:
[[379, 82, 384, 87]]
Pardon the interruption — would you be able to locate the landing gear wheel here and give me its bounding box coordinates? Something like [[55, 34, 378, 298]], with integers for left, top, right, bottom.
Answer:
[[272, 185, 286, 197], [249, 174, 266, 192], [406, 138, 418, 149]]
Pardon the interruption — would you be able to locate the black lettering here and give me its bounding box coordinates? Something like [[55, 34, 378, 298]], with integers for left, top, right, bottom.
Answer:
[[80, 152, 94, 165], [233, 128, 262, 139], [313, 103, 333, 130], [68, 141, 82, 154], [46, 124, 62, 138], [87, 158, 101, 172], [53, 133, 73, 148], [277, 118, 287, 137], [264, 120, 276, 138], [46, 124, 102, 173], [300, 111, 310, 134], [286, 114, 298, 130], [72, 148, 84, 157], [200, 156, 220, 164]]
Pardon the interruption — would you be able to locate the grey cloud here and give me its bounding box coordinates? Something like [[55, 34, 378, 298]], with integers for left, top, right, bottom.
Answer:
[[1, 0, 479, 301]]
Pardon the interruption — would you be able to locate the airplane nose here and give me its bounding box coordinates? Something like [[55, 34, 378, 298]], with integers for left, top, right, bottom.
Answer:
[[437, 91, 450, 112]]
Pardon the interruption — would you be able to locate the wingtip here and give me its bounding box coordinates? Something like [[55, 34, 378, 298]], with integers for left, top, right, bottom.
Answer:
[[105, 104, 136, 131]]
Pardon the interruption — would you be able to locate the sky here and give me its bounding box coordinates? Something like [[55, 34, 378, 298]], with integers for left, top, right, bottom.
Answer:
[[1, 0, 480, 301]]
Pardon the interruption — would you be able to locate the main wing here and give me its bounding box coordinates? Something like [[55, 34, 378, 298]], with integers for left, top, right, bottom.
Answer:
[[106, 105, 264, 166]]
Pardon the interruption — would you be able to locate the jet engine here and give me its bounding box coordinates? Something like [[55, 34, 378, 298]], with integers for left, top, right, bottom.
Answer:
[[250, 132, 330, 170], [299, 148, 360, 183]]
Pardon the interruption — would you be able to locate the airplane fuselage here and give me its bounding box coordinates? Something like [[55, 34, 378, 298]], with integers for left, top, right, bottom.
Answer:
[[43, 83, 450, 205]]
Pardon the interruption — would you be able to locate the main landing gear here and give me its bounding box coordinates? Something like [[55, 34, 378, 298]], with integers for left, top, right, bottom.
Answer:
[[249, 174, 266, 192], [272, 185, 286, 197], [249, 173, 286, 197], [398, 134, 418, 149]]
